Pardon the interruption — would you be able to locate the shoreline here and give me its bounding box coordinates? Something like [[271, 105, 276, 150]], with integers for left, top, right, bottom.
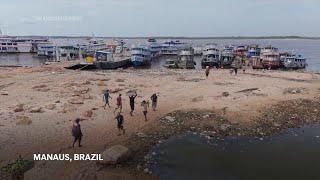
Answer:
[[0, 63, 319, 179]]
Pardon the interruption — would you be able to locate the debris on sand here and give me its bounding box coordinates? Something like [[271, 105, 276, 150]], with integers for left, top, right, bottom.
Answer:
[[16, 116, 32, 125], [32, 85, 50, 92], [45, 104, 56, 110], [236, 88, 259, 93], [115, 79, 125, 82], [13, 104, 24, 112], [68, 98, 84, 105], [177, 77, 205, 82], [283, 87, 306, 94], [29, 107, 43, 113], [110, 88, 124, 93], [191, 96, 204, 102], [99, 145, 131, 165], [222, 92, 230, 97]]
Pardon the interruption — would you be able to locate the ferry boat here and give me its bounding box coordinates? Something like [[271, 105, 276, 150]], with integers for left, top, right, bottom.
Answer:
[[0, 36, 32, 53], [260, 46, 280, 69], [37, 43, 57, 57], [234, 45, 247, 57], [160, 40, 184, 56], [147, 38, 162, 58], [131, 45, 151, 67], [220, 46, 235, 68], [176, 46, 195, 69], [83, 38, 108, 55], [280, 52, 307, 69], [247, 45, 261, 58], [201, 43, 220, 68]]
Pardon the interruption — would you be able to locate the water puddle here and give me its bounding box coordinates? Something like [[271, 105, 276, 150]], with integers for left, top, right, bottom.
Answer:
[[150, 125, 320, 180]]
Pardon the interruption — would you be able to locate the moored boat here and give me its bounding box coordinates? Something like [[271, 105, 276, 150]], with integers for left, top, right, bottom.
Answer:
[[176, 46, 195, 69], [260, 46, 280, 69], [147, 38, 162, 58], [201, 43, 220, 68], [131, 45, 151, 67], [220, 45, 235, 68], [280, 52, 307, 69]]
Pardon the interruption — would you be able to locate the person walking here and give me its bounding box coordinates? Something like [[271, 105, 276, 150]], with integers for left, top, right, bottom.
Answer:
[[141, 100, 149, 121], [115, 112, 125, 136], [129, 92, 137, 116], [114, 94, 122, 113], [150, 93, 158, 111], [72, 118, 83, 148], [205, 66, 210, 78], [103, 89, 111, 109]]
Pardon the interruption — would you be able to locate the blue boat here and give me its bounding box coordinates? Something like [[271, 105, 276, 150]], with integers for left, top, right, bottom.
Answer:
[[131, 45, 151, 67]]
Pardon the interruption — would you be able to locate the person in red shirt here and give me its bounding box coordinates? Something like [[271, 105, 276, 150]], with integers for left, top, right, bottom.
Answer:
[[114, 94, 122, 113]]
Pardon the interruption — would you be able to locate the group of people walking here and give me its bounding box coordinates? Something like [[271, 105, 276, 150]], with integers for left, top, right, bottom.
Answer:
[[105, 90, 158, 135], [72, 90, 159, 147]]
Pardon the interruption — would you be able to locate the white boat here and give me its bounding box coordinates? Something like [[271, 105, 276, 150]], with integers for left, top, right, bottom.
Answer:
[[260, 46, 280, 69], [220, 45, 235, 68], [147, 38, 162, 58], [176, 46, 195, 69], [280, 52, 307, 69], [0, 36, 32, 53], [84, 38, 108, 55], [160, 40, 185, 56], [201, 43, 220, 68], [37, 43, 57, 57], [131, 45, 151, 67]]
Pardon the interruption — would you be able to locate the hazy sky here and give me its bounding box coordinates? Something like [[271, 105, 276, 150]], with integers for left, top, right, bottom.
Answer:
[[0, 0, 319, 36]]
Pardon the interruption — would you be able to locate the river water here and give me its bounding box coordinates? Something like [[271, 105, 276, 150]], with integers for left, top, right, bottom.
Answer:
[[0, 38, 319, 72], [150, 125, 320, 180]]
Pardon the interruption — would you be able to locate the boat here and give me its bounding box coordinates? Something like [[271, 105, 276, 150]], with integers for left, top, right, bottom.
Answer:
[[0, 36, 32, 53], [234, 45, 247, 57], [220, 45, 235, 68], [260, 46, 280, 69], [131, 45, 151, 67], [247, 45, 260, 58], [83, 38, 108, 55], [176, 46, 195, 69], [37, 43, 57, 57], [201, 43, 220, 68], [280, 52, 307, 69], [160, 40, 185, 56], [147, 38, 162, 58], [163, 59, 178, 69]]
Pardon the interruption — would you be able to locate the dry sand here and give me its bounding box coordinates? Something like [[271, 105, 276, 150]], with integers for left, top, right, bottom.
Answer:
[[0, 62, 319, 179]]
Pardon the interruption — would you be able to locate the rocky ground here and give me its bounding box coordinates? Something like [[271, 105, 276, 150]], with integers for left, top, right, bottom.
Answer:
[[0, 62, 319, 179]]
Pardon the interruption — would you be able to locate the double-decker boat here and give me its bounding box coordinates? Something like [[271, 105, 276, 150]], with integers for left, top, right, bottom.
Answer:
[[176, 46, 195, 69], [260, 46, 280, 69], [247, 45, 261, 58], [220, 45, 235, 68], [160, 40, 185, 56], [131, 45, 151, 67], [0, 36, 32, 53], [280, 52, 307, 69], [201, 43, 220, 68], [147, 38, 162, 58]]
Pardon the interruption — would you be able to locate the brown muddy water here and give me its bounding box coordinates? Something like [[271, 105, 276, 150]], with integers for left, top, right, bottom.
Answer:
[[149, 125, 320, 180]]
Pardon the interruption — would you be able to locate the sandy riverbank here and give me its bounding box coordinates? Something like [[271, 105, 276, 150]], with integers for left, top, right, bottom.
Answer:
[[0, 62, 320, 179]]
